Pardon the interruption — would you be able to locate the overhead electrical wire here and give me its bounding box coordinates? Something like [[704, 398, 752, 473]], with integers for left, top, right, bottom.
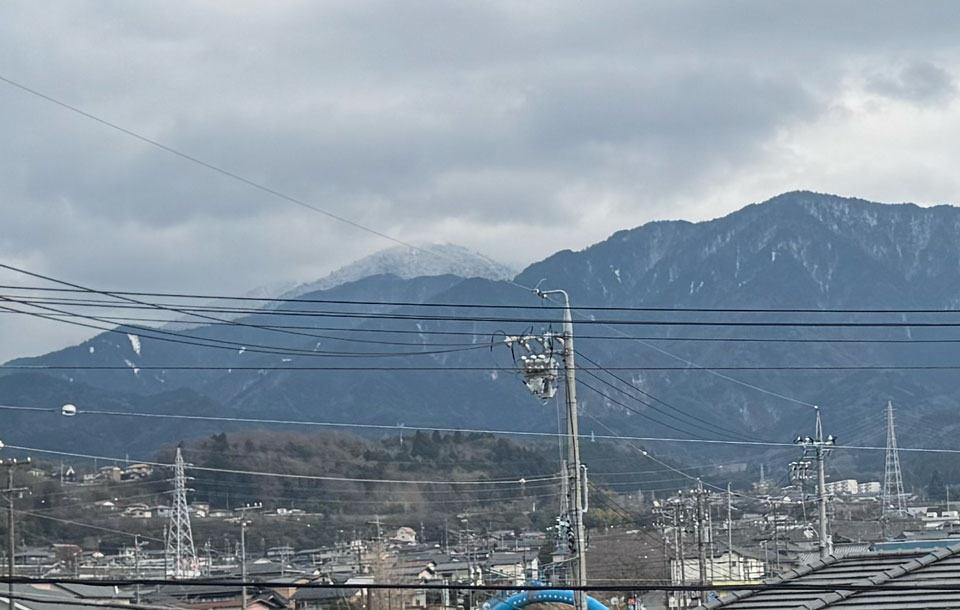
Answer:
[[7, 284, 960, 315], [576, 350, 760, 442], [8, 307, 960, 345], [3, 404, 959, 455], [0, 75, 449, 266], [0, 290, 493, 359], [12, 576, 960, 595], [577, 377, 717, 440], [8, 290, 960, 327], [9, 363, 960, 371], [12, 508, 164, 542], [0, 442, 559, 487]]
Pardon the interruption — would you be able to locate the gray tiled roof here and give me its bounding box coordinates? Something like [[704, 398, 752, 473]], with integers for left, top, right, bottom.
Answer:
[[708, 543, 960, 609]]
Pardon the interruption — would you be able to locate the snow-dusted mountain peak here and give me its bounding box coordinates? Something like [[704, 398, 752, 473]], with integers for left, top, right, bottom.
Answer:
[[285, 243, 516, 297]]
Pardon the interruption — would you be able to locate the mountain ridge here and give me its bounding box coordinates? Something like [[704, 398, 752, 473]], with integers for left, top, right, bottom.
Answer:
[[5, 191, 960, 469]]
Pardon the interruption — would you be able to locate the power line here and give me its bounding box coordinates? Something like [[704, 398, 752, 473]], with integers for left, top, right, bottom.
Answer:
[[10, 363, 960, 371], [0, 287, 494, 359], [8, 284, 960, 315], [0, 75, 440, 261], [12, 508, 163, 542], [12, 575, 960, 593], [14, 301, 960, 327], [9, 307, 960, 345], [0, 443, 559, 487], [577, 351, 758, 442], [11, 280, 960, 327], [3, 405, 960, 454], [577, 377, 717, 440]]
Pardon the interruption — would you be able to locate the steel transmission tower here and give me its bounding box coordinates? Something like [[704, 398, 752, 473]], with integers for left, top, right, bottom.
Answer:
[[882, 401, 907, 518], [165, 448, 198, 578]]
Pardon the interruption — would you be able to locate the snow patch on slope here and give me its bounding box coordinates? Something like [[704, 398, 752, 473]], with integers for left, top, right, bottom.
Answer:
[[127, 334, 141, 356]]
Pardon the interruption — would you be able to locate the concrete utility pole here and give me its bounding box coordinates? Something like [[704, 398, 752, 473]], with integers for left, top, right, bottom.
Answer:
[[133, 534, 144, 605], [694, 481, 708, 605], [234, 503, 260, 610], [240, 521, 248, 610], [2, 457, 30, 608], [508, 287, 588, 610], [795, 406, 835, 559], [658, 522, 669, 610], [675, 499, 687, 609], [726, 483, 734, 580]]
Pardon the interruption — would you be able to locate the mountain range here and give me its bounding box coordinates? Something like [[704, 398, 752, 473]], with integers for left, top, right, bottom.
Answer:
[[4, 191, 960, 479]]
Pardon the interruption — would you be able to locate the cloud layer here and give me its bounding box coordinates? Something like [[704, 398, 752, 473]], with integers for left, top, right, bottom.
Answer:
[[2, 1, 960, 359]]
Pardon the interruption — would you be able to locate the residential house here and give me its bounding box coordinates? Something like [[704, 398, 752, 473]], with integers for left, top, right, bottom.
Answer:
[[121, 463, 153, 480], [93, 500, 118, 513], [824, 479, 858, 496], [392, 527, 417, 545], [122, 503, 152, 519], [670, 548, 765, 594], [97, 466, 122, 483]]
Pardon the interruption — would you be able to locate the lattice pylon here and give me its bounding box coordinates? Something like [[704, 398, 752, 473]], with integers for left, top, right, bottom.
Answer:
[[165, 447, 198, 578], [882, 401, 907, 518]]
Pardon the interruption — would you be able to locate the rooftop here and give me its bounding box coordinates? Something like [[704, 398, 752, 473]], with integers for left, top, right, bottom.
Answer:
[[708, 542, 960, 609]]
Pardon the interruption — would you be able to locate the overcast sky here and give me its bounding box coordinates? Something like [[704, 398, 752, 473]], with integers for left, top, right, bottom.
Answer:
[[3, 1, 960, 360]]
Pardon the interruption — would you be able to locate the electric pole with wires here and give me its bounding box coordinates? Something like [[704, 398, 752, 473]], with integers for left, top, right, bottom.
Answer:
[[1, 456, 30, 608], [504, 286, 588, 610], [794, 406, 835, 559]]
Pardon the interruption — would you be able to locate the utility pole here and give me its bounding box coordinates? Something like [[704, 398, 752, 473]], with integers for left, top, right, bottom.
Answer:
[[240, 521, 248, 610], [660, 524, 669, 610], [772, 502, 781, 572], [676, 500, 687, 609], [2, 457, 30, 608], [795, 406, 835, 559], [133, 534, 144, 605], [507, 287, 588, 610], [707, 498, 715, 585], [726, 484, 733, 580], [234, 503, 261, 610], [652, 504, 671, 609], [694, 481, 708, 606]]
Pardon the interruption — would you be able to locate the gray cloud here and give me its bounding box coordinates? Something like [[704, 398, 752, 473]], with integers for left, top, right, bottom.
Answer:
[[866, 60, 957, 105], [2, 1, 960, 360]]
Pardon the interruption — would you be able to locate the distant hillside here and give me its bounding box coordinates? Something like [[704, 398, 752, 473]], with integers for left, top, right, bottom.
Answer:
[[13, 429, 693, 550]]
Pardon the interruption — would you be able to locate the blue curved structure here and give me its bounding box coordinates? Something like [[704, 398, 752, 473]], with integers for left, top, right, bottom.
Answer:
[[486, 590, 609, 610]]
